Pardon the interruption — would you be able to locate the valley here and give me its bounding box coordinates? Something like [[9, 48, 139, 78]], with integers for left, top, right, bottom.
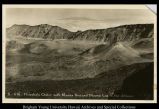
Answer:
[[5, 24, 154, 99]]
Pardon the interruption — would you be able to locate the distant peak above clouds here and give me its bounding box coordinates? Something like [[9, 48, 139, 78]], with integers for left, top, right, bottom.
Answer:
[[58, 17, 100, 21]]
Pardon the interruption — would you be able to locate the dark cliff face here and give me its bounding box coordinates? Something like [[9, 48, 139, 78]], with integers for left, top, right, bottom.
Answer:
[[7, 24, 154, 42]]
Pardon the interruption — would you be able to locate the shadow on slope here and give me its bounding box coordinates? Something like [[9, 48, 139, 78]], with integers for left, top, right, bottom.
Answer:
[[118, 62, 154, 100]]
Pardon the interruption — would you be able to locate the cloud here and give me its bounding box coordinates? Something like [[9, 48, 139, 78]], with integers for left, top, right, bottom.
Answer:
[[58, 17, 100, 21], [5, 8, 155, 31]]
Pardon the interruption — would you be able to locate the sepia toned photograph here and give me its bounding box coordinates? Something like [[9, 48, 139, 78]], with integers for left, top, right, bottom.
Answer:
[[2, 5, 157, 103]]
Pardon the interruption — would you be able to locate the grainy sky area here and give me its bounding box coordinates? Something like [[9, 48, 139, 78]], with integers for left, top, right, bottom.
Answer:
[[5, 8, 155, 31]]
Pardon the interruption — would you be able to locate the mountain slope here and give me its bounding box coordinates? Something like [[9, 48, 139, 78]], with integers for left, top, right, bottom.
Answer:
[[7, 24, 73, 40], [119, 62, 153, 99], [6, 62, 153, 99], [70, 24, 154, 42], [80, 42, 141, 64], [132, 38, 153, 49], [7, 24, 154, 43]]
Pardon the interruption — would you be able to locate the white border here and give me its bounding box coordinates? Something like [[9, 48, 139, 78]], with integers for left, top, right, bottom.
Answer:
[[2, 4, 148, 9], [2, 4, 157, 103]]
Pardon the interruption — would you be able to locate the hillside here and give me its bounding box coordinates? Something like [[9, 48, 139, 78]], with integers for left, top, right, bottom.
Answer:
[[7, 24, 154, 43], [7, 24, 73, 40], [6, 62, 153, 99], [70, 24, 154, 42], [6, 40, 153, 82], [132, 38, 153, 49], [119, 62, 154, 100], [80, 42, 143, 65]]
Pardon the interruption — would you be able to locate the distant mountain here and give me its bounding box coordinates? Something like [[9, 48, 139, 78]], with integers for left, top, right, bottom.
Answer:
[[59, 17, 98, 21], [70, 24, 154, 42], [7, 24, 73, 40], [7, 24, 154, 43]]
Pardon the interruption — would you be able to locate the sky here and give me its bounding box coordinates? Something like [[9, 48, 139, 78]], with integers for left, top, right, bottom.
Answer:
[[5, 7, 156, 32]]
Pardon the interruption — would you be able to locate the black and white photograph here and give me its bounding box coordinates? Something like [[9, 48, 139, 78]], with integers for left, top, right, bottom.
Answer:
[[2, 5, 157, 103]]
